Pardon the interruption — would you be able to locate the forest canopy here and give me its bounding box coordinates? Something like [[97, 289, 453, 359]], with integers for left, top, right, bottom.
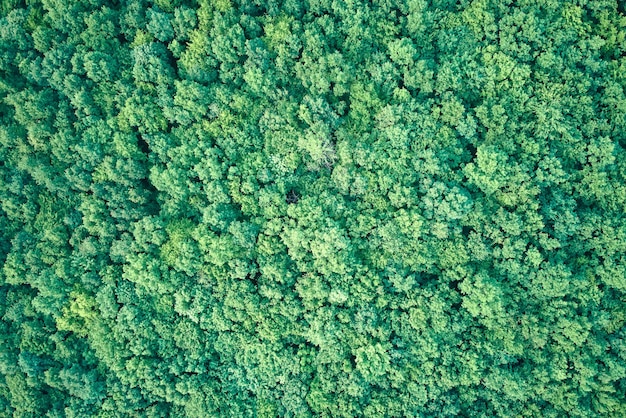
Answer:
[[1, 0, 626, 416]]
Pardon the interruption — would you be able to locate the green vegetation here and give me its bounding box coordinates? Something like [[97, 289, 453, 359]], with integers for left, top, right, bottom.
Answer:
[[1, 0, 626, 416]]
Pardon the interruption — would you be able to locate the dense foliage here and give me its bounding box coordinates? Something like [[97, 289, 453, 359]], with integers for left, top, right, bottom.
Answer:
[[1, 0, 626, 416]]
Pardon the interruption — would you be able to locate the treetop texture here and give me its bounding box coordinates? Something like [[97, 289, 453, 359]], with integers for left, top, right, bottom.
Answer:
[[1, 0, 626, 416]]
